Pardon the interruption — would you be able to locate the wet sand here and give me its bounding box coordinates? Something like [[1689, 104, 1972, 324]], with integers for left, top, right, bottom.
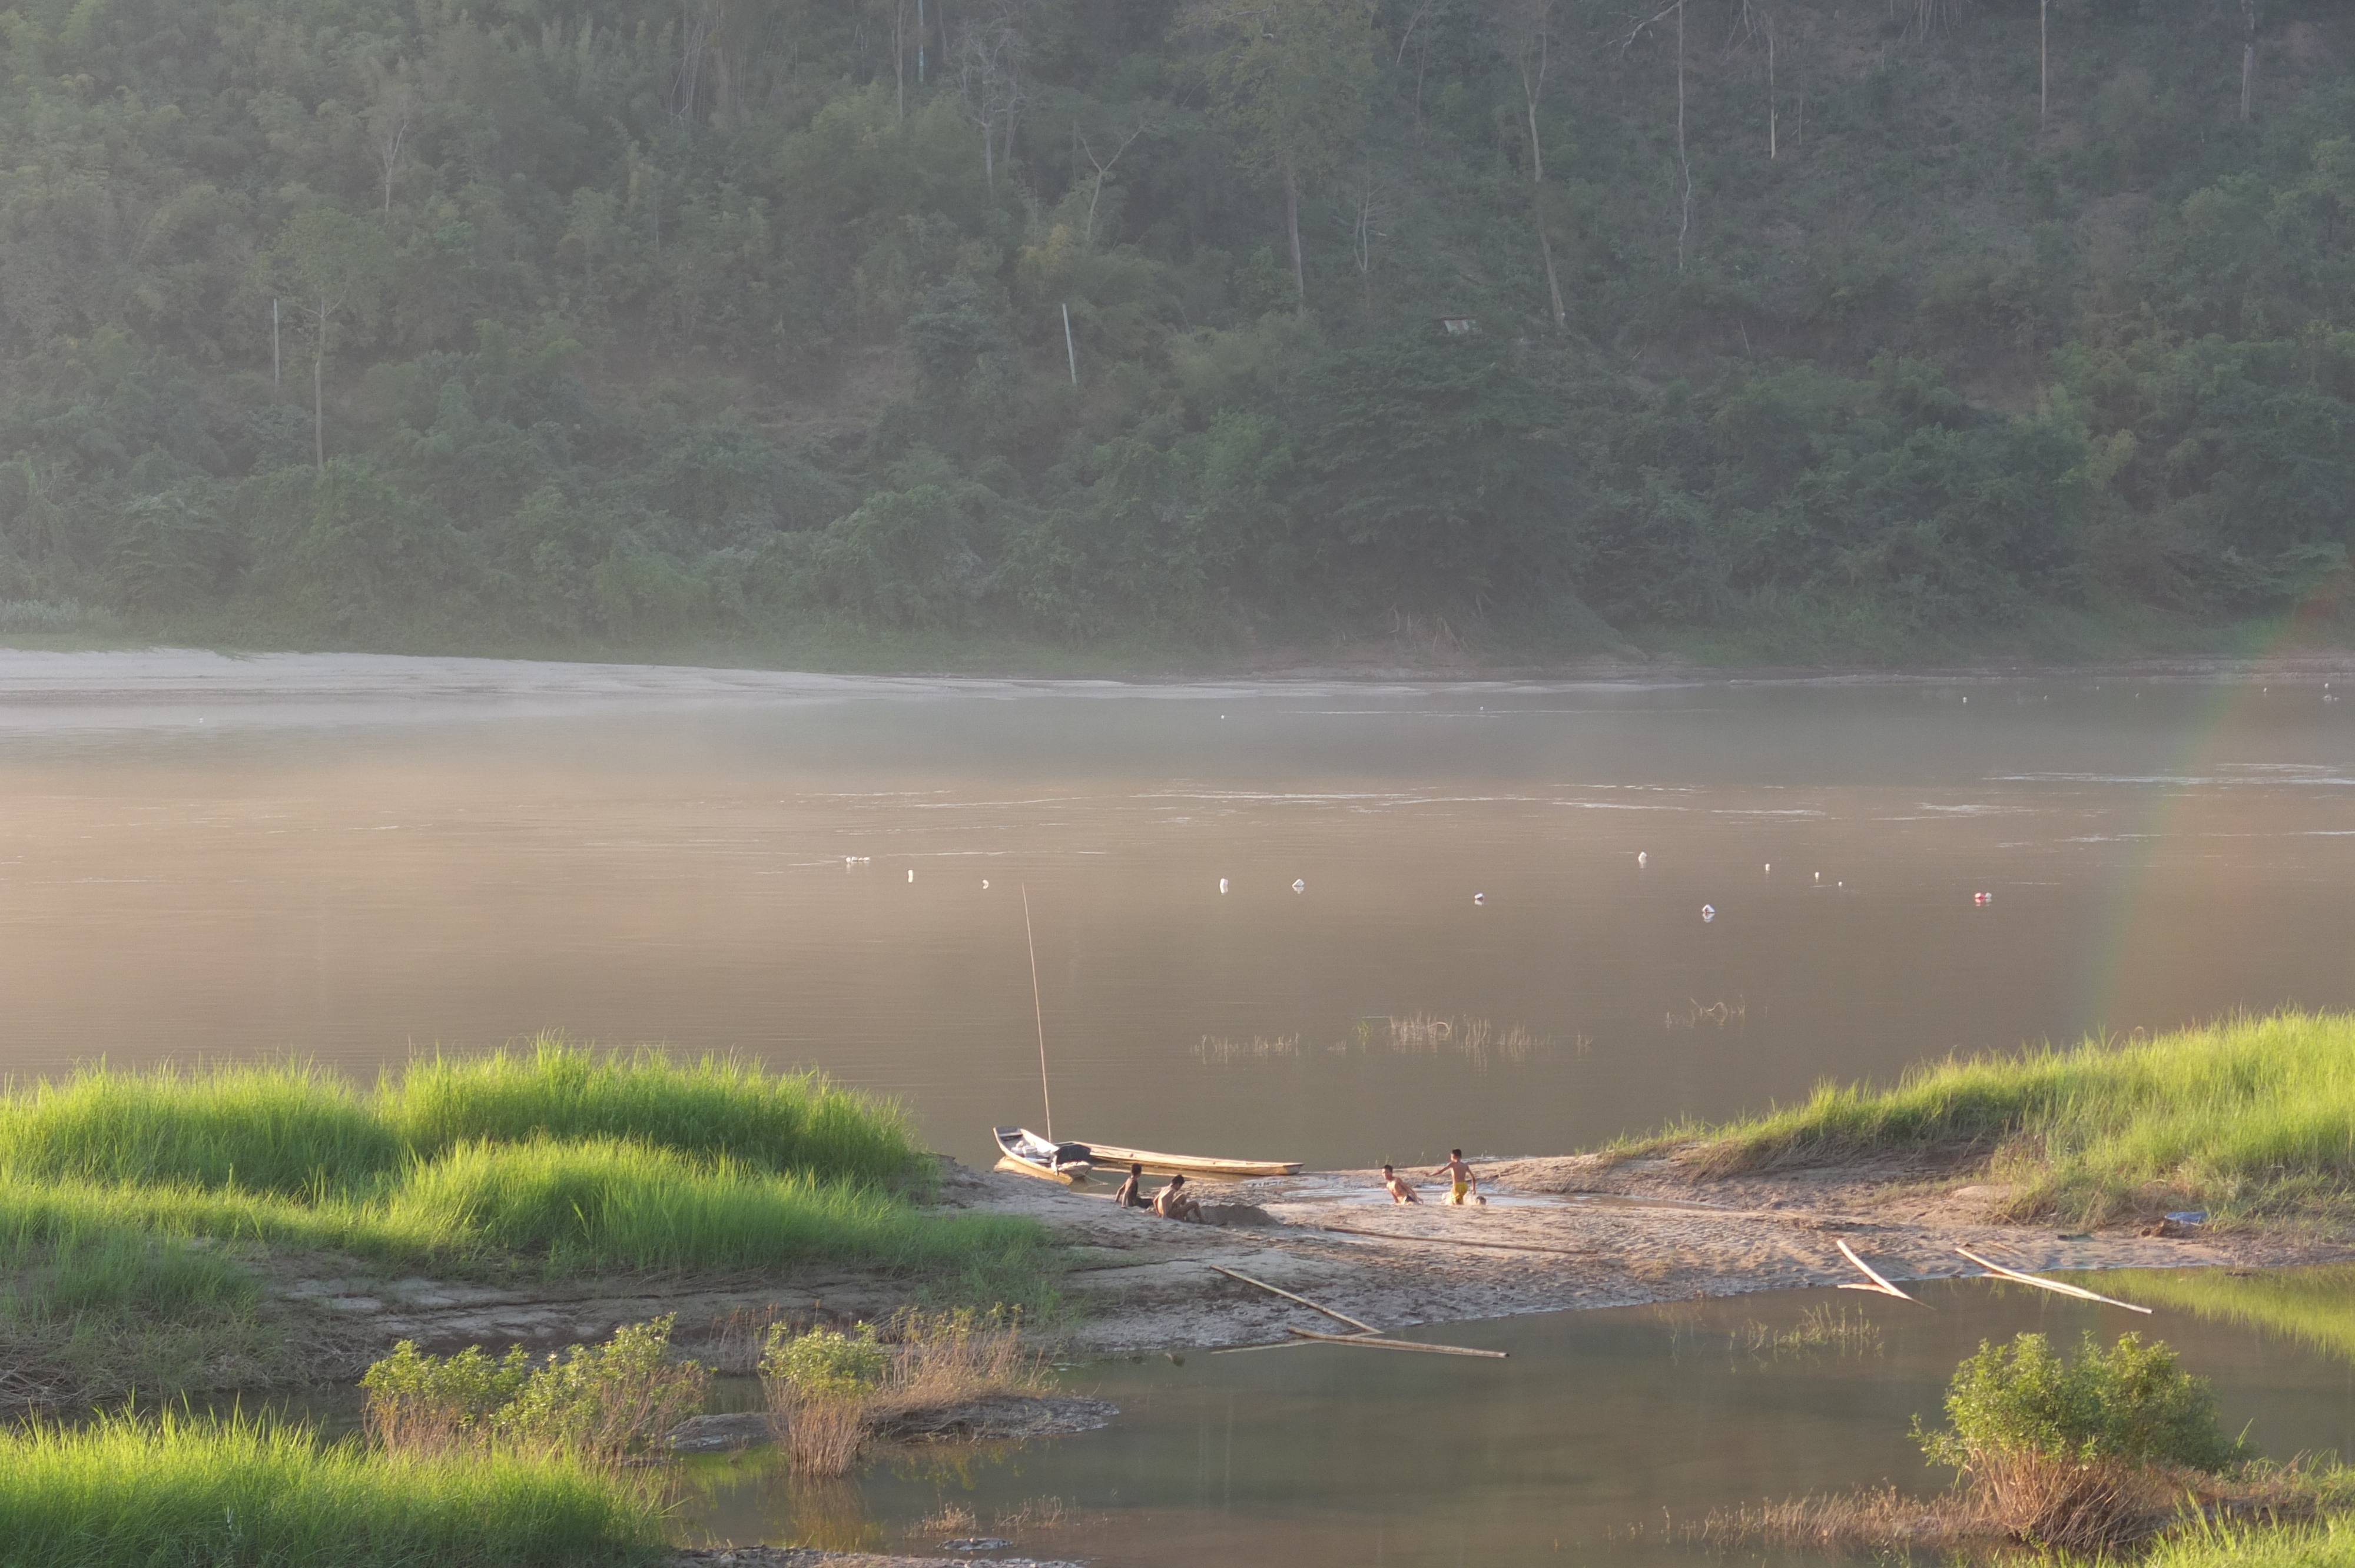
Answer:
[[943, 1152, 2350, 1356]]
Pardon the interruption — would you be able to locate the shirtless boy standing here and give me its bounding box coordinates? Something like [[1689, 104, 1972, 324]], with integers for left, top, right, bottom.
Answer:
[[1430, 1150, 1477, 1205], [1380, 1164, 1419, 1204]]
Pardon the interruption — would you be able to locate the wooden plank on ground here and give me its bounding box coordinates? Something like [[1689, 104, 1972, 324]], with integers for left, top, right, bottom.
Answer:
[[1954, 1247, 2152, 1314], [1203, 1262, 1383, 1335], [1836, 1238, 1931, 1305], [1284, 1327, 1508, 1358]]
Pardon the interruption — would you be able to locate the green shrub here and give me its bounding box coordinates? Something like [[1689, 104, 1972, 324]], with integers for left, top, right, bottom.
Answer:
[[760, 1323, 888, 1397], [1919, 1330, 2241, 1475], [363, 1318, 707, 1463], [360, 1341, 536, 1448]]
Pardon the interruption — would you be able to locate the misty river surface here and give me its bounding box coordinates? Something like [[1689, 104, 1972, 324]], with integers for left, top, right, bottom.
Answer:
[[4, 666, 2354, 1170]]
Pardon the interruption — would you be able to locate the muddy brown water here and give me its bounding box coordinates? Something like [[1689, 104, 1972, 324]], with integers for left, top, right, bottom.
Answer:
[[675, 1272, 2355, 1566], [4, 668, 2353, 1172]]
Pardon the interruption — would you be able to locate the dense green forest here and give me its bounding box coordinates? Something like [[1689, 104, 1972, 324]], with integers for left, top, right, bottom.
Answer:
[[0, 0, 2350, 662]]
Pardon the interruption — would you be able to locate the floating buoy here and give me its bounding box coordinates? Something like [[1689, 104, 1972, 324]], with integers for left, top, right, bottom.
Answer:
[[1292, 878, 1306, 893], [1814, 871, 1821, 882], [981, 879, 990, 889], [907, 869, 916, 883], [1637, 851, 1648, 867], [1219, 878, 1229, 895], [1473, 893, 1486, 905], [1962, 696, 1968, 704], [1764, 863, 1771, 873], [1701, 904, 1716, 922], [1973, 891, 1991, 905]]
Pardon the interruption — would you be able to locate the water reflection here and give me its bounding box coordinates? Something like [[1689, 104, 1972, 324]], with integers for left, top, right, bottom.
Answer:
[[675, 1271, 2355, 1567]]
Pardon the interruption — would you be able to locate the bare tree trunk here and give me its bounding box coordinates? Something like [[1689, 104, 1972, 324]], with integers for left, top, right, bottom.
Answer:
[[895, 1, 905, 121], [1285, 155, 1304, 300], [1767, 12, 1777, 158], [1675, 0, 1691, 277], [1518, 10, 1566, 330], [2240, 0, 2256, 121], [313, 297, 327, 473], [2038, 0, 2048, 128]]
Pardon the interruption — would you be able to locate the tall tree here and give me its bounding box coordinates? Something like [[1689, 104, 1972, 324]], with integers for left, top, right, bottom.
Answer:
[[265, 210, 394, 472], [1194, 0, 1378, 301], [1496, 0, 1567, 329]]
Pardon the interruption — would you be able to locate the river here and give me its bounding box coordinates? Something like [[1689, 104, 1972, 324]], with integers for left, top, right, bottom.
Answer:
[[4, 654, 2351, 1172]]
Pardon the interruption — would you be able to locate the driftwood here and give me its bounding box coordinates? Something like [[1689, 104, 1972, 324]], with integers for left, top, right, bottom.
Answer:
[[1954, 1247, 2153, 1314], [1835, 1238, 1931, 1305], [1283, 1327, 1508, 1358], [1203, 1263, 1382, 1334]]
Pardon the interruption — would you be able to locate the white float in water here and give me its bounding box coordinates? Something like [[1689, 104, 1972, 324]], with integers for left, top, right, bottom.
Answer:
[[907, 869, 915, 883], [1292, 879, 1306, 893], [1701, 904, 1716, 922], [1219, 878, 1229, 894], [1473, 893, 1486, 905], [1637, 851, 1647, 867], [1973, 891, 1991, 905], [981, 879, 990, 889]]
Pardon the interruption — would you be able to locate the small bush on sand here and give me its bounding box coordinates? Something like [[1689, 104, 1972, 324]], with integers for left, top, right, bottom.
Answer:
[[363, 1317, 708, 1466], [1915, 1330, 2243, 1550], [761, 1310, 1043, 1477]]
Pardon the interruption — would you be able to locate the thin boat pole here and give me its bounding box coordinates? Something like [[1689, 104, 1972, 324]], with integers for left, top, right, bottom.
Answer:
[[1023, 883, 1052, 1141]]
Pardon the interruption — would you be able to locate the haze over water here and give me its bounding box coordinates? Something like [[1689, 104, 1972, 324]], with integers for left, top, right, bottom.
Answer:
[[4, 665, 2351, 1170]]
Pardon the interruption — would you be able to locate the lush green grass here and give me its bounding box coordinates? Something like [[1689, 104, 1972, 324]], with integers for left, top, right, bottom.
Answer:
[[0, 1410, 664, 1568], [1617, 1010, 2355, 1225], [2124, 1267, 2355, 1370], [2139, 1514, 2355, 1568], [0, 1038, 924, 1197], [383, 1040, 921, 1185], [0, 1044, 1053, 1404]]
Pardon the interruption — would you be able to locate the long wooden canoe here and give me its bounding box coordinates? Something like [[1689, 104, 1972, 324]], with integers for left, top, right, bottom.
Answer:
[[1070, 1140, 1301, 1179], [993, 1126, 1093, 1185]]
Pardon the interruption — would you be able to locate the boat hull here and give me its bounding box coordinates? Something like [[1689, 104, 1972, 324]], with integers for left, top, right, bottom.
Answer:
[[993, 1126, 1093, 1185], [1073, 1141, 1301, 1179]]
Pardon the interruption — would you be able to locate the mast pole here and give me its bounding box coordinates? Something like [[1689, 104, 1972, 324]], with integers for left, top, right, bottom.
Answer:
[[1022, 883, 1052, 1140]]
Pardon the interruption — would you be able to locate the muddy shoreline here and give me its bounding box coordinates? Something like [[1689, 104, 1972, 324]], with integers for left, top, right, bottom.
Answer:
[[260, 1152, 2352, 1384]]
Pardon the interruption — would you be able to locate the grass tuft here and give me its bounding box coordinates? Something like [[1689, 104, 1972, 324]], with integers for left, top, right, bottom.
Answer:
[[382, 1037, 923, 1186], [1618, 1009, 2355, 1225], [0, 1410, 665, 1568]]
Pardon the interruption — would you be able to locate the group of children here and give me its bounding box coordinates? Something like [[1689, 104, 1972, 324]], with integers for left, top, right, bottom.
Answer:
[[1111, 1162, 1203, 1220], [1382, 1151, 1482, 1205], [1111, 1151, 1482, 1223]]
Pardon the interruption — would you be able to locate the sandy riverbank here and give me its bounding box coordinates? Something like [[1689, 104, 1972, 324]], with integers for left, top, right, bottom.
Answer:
[[283, 1151, 2349, 1380], [940, 1153, 2349, 1355]]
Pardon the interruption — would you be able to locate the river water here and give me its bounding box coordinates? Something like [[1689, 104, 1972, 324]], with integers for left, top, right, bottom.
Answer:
[[3, 663, 2351, 1170], [675, 1271, 2355, 1566], [10, 657, 2355, 1562]]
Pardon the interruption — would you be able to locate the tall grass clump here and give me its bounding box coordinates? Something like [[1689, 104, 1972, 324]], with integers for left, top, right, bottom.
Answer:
[[379, 1137, 1047, 1279], [2143, 1513, 2355, 1568], [0, 1410, 665, 1567], [0, 1062, 402, 1197], [383, 1038, 921, 1185], [1624, 1009, 2355, 1223]]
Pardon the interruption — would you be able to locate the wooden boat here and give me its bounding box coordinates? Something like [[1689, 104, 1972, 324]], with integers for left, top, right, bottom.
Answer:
[[993, 1126, 1094, 1185], [1068, 1140, 1301, 1180]]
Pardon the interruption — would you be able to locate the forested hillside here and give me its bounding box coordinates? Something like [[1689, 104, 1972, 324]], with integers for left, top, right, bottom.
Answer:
[[1, 0, 2350, 661]]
